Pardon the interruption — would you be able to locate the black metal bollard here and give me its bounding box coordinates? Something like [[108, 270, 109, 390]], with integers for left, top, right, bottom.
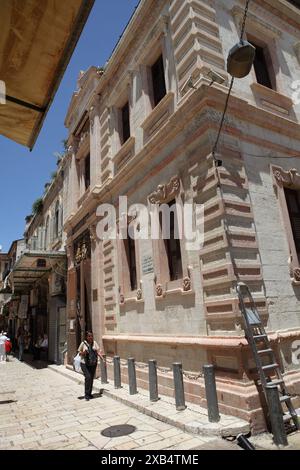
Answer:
[[113, 356, 122, 389], [173, 363, 186, 411], [100, 355, 108, 384], [128, 358, 138, 395], [149, 359, 159, 402], [266, 385, 288, 447], [203, 365, 220, 423]]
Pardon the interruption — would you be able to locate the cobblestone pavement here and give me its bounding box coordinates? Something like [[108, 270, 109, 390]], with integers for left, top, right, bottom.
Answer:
[[0, 358, 239, 451]]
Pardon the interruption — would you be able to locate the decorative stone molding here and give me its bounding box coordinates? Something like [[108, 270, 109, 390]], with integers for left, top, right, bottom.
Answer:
[[74, 234, 91, 265], [273, 166, 300, 188], [250, 83, 294, 119], [231, 5, 282, 39], [113, 136, 135, 173], [294, 42, 300, 64], [182, 277, 191, 292], [141, 91, 174, 142], [156, 284, 163, 297], [148, 175, 180, 204], [293, 267, 300, 282], [160, 14, 169, 37], [272, 165, 300, 285], [89, 225, 97, 245], [136, 288, 143, 301]]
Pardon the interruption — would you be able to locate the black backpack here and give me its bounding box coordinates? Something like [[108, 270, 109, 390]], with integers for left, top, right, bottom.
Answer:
[[84, 341, 97, 366]]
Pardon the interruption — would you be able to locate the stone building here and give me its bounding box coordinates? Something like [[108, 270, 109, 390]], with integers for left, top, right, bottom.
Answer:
[[0, 250, 10, 326], [0, 240, 26, 336], [63, 0, 300, 431], [6, 164, 67, 363]]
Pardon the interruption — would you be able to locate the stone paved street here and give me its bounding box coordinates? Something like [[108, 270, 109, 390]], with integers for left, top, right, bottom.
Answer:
[[0, 358, 237, 451]]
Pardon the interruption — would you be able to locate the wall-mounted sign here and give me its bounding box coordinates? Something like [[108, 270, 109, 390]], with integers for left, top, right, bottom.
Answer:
[[18, 295, 29, 319]]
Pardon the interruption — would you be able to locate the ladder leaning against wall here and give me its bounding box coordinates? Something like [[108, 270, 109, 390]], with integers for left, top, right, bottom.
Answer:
[[237, 282, 300, 431]]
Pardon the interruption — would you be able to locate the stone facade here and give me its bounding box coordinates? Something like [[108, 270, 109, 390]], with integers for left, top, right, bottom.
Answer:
[[63, 0, 300, 432]]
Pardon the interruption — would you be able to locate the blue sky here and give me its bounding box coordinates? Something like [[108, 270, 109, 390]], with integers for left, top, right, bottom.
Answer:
[[0, 0, 138, 252]]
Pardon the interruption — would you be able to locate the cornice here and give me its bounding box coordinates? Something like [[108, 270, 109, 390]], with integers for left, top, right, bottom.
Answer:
[[94, 0, 162, 97], [232, 4, 282, 38], [254, 0, 300, 32]]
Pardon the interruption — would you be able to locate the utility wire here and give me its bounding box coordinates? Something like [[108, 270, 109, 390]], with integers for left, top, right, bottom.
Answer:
[[210, 0, 252, 295], [212, 0, 251, 161]]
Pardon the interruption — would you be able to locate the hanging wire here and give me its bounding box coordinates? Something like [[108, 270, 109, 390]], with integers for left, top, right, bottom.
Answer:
[[211, 76, 235, 160], [240, 0, 251, 42], [211, 0, 251, 162]]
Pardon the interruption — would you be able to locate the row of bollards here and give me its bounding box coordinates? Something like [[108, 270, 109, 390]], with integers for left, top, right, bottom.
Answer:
[[99, 356, 289, 448], [99, 355, 220, 423]]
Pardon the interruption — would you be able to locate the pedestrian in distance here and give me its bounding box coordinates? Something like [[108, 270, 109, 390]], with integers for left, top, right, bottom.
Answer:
[[16, 327, 25, 362], [78, 331, 104, 401], [33, 335, 43, 361], [0, 330, 9, 362]]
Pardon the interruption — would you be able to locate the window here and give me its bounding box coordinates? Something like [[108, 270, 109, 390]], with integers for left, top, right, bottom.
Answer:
[[284, 188, 300, 261], [121, 102, 130, 144], [44, 216, 49, 250], [54, 201, 59, 239], [286, 0, 299, 8], [151, 55, 166, 107], [84, 153, 90, 190], [124, 235, 137, 291], [250, 41, 273, 89], [160, 200, 182, 281]]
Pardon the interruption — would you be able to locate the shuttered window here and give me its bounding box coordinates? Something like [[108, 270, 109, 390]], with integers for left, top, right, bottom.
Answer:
[[285, 188, 300, 260]]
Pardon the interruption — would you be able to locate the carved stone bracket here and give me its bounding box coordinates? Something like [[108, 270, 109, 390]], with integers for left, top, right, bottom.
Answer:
[[148, 176, 181, 204], [156, 284, 163, 297], [288, 252, 300, 285], [136, 288, 143, 301], [89, 225, 97, 245], [273, 166, 300, 189], [74, 233, 91, 265], [182, 277, 192, 292]]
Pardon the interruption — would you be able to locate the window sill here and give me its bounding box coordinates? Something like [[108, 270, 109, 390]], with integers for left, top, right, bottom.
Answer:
[[113, 136, 135, 172], [120, 288, 144, 305], [141, 91, 174, 141], [155, 277, 193, 299], [77, 188, 90, 208], [250, 83, 294, 118], [75, 132, 90, 161]]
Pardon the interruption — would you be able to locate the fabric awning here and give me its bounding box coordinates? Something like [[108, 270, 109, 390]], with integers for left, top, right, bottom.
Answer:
[[0, 0, 94, 149], [8, 250, 66, 292]]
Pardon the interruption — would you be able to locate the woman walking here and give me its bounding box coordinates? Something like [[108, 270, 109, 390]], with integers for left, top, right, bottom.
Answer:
[[78, 331, 103, 401]]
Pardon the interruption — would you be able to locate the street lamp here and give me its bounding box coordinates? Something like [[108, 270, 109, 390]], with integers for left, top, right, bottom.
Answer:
[[227, 40, 256, 78]]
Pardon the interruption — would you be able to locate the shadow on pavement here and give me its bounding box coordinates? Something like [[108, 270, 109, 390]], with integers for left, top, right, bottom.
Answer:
[[77, 390, 104, 400], [10, 352, 51, 370]]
